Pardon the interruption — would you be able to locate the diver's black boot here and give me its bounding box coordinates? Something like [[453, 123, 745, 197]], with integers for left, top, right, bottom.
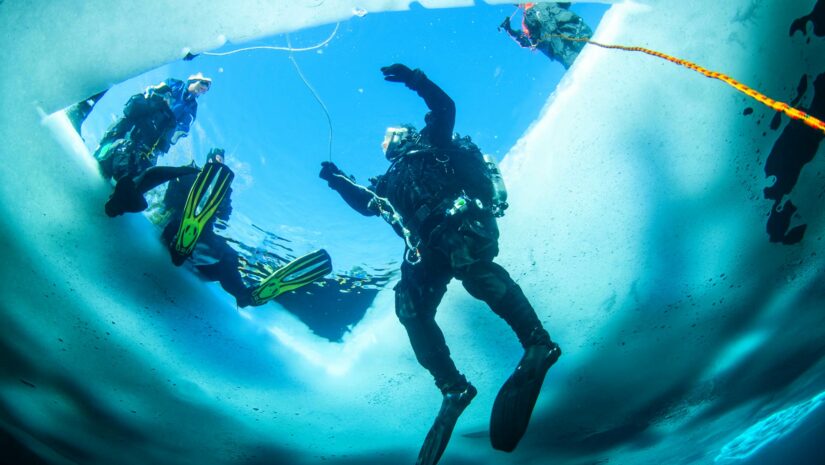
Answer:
[[105, 176, 147, 217], [235, 288, 253, 308], [490, 342, 561, 452], [416, 383, 477, 465]]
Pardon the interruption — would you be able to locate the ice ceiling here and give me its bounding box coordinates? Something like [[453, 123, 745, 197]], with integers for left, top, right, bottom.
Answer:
[[2, 1, 825, 465]]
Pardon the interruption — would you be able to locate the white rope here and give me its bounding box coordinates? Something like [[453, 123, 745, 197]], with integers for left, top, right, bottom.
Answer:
[[202, 22, 340, 57], [286, 33, 334, 161]]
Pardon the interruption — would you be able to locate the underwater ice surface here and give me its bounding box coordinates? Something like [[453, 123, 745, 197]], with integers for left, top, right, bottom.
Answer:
[[716, 392, 825, 463], [2, 0, 825, 464]]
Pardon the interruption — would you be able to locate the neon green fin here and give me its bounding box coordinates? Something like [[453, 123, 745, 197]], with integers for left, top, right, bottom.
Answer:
[[170, 162, 234, 265], [250, 249, 333, 305]]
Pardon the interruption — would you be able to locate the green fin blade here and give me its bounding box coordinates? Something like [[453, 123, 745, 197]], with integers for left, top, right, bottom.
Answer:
[[169, 162, 234, 265], [250, 249, 333, 305]]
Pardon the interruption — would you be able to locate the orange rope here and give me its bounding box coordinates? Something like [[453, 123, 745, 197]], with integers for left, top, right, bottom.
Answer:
[[548, 34, 825, 135]]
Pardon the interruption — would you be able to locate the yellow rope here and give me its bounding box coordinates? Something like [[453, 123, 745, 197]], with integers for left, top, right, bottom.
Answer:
[[142, 137, 161, 161], [548, 34, 825, 135]]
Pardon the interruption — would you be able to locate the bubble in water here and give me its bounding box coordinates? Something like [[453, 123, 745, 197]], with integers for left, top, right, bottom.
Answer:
[[353, 7, 367, 17]]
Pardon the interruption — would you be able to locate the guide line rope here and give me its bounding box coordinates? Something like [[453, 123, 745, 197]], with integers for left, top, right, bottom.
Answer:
[[200, 23, 338, 161], [549, 33, 825, 135], [286, 33, 335, 161], [202, 22, 340, 56]]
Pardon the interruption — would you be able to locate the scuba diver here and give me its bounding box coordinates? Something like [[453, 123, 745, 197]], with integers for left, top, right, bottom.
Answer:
[[319, 64, 561, 464], [94, 74, 212, 216], [161, 148, 333, 308], [500, 2, 593, 69]]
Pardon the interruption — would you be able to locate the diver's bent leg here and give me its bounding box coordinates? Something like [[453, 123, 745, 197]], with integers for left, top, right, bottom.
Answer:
[[134, 165, 200, 194], [459, 260, 551, 347], [192, 235, 250, 304], [396, 261, 477, 465], [215, 247, 252, 307], [105, 175, 147, 217], [459, 261, 560, 452], [395, 278, 466, 392]]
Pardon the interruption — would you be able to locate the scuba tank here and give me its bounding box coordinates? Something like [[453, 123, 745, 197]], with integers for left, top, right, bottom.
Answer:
[[483, 154, 509, 217]]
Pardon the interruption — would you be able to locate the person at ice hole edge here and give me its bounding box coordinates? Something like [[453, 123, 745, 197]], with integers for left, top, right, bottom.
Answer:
[[93, 73, 212, 217], [319, 63, 561, 464], [499, 2, 593, 69]]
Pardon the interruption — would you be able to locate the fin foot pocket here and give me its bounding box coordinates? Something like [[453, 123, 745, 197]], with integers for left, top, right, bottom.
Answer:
[[416, 383, 477, 465], [489, 342, 561, 452], [105, 176, 148, 217]]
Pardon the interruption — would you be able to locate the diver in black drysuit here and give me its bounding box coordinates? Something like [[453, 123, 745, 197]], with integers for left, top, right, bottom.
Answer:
[[319, 64, 562, 464], [159, 149, 253, 308]]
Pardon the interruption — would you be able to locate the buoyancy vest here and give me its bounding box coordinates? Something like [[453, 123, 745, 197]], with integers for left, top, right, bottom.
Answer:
[[374, 134, 495, 239]]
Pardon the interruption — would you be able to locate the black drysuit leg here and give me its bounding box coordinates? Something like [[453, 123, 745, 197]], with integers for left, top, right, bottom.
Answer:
[[457, 261, 550, 348], [134, 165, 200, 194], [394, 260, 468, 394], [105, 165, 200, 217], [196, 258, 249, 305]]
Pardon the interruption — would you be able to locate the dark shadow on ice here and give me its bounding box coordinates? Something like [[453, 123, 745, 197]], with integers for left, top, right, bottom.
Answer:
[[275, 277, 380, 342], [763, 73, 825, 244], [0, 429, 51, 465], [789, 0, 825, 38]]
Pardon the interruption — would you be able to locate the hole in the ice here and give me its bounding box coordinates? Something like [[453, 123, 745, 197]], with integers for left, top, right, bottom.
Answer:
[[61, 3, 610, 343]]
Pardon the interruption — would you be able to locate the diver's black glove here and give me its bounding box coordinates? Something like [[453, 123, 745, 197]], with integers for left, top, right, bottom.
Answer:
[[319, 161, 342, 182], [381, 64, 414, 83], [381, 64, 426, 90], [498, 16, 511, 32]]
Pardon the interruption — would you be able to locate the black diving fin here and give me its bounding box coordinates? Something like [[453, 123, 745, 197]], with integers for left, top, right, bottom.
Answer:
[[169, 162, 234, 266], [489, 342, 561, 452], [104, 175, 149, 217], [249, 249, 333, 305], [416, 384, 477, 465]]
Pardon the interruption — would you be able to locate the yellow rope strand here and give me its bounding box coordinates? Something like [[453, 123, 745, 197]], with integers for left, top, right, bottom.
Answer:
[[143, 137, 161, 161], [548, 34, 825, 135]]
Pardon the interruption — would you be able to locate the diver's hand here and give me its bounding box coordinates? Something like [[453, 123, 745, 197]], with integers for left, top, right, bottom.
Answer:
[[498, 16, 511, 32], [381, 64, 415, 83], [381, 64, 427, 91], [319, 161, 342, 181]]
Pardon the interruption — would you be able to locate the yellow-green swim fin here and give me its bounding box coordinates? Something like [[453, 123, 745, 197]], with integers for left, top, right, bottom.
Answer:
[[170, 162, 234, 266], [250, 249, 333, 305]]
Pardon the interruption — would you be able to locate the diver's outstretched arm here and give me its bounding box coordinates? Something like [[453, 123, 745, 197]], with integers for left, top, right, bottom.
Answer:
[[500, 16, 533, 49], [319, 161, 377, 217], [381, 64, 455, 147]]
